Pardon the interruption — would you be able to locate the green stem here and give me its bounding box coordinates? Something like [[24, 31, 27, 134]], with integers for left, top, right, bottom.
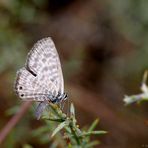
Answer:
[[49, 103, 66, 119], [69, 121, 81, 145], [47, 118, 65, 122]]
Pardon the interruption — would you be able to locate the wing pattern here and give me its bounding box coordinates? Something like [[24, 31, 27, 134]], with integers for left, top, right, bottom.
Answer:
[[14, 37, 64, 101]]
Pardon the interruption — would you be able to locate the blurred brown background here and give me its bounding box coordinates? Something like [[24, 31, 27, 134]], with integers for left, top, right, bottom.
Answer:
[[0, 0, 148, 147]]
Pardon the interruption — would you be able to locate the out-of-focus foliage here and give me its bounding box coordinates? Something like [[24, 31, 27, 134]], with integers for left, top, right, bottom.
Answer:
[[1, 0, 148, 147], [108, 0, 148, 76]]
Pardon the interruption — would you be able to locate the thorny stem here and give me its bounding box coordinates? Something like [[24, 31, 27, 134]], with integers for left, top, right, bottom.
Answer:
[[47, 103, 81, 145], [41, 103, 106, 147], [69, 120, 81, 145], [49, 103, 66, 120], [45, 103, 80, 145]]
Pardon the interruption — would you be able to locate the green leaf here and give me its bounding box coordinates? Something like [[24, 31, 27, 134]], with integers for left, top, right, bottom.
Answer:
[[51, 121, 68, 137], [70, 103, 75, 117], [88, 119, 99, 132], [80, 130, 107, 137]]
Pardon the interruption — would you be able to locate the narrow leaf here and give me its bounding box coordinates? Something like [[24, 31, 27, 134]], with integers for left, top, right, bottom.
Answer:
[[42, 116, 65, 122], [80, 130, 107, 137], [51, 121, 67, 137], [70, 103, 75, 117], [88, 119, 99, 132]]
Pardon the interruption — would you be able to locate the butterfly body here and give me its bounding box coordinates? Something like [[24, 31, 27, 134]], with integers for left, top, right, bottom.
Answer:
[[14, 37, 67, 119], [37, 92, 67, 103], [50, 92, 68, 103]]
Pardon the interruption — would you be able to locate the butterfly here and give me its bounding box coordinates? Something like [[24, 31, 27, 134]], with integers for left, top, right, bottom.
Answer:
[[14, 37, 67, 119]]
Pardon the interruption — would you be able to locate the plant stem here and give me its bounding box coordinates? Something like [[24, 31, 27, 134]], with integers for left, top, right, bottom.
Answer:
[[43, 103, 106, 147], [69, 120, 81, 145]]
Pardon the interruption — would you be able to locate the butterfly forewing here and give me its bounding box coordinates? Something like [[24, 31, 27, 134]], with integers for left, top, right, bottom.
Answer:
[[15, 37, 64, 102], [26, 37, 64, 95]]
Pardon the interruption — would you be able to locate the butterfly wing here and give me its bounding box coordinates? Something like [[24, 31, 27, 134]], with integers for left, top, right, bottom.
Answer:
[[15, 67, 57, 101], [14, 37, 65, 119], [27, 37, 64, 95], [15, 37, 64, 101]]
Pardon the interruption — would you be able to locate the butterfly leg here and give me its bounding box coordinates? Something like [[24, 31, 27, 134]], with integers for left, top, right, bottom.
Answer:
[[35, 100, 49, 120]]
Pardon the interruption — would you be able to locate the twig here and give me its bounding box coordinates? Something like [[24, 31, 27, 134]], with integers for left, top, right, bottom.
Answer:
[[0, 101, 32, 144]]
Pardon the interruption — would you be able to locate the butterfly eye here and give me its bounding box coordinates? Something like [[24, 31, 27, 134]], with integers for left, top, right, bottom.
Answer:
[[19, 86, 23, 90]]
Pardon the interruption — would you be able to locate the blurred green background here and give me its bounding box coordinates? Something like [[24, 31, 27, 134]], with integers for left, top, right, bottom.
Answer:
[[0, 0, 148, 147]]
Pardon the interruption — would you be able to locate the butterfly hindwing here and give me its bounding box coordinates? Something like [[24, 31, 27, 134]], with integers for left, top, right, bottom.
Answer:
[[15, 67, 57, 101]]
